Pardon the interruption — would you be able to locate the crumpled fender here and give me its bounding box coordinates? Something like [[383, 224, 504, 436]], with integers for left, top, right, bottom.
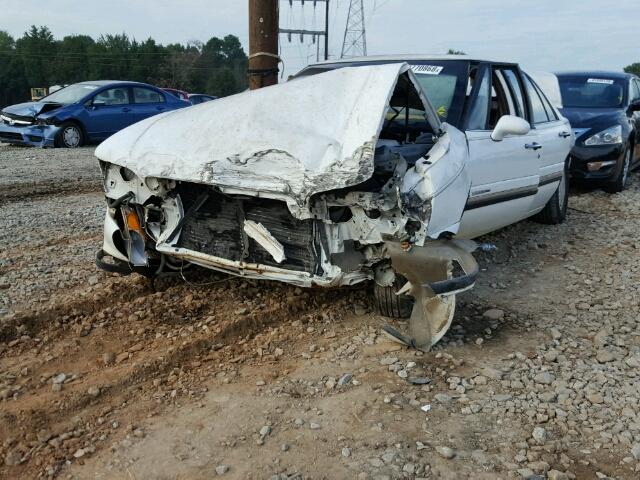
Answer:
[[384, 239, 479, 350], [400, 125, 471, 239]]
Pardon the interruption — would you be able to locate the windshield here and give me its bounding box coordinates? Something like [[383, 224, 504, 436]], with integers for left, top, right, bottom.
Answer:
[[296, 60, 469, 127], [41, 84, 100, 104], [557, 75, 626, 108], [412, 70, 457, 122]]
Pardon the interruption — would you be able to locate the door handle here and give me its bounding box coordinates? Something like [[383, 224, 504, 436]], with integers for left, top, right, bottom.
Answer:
[[559, 131, 571, 138], [156, 106, 164, 111], [122, 107, 131, 113], [525, 143, 542, 151]]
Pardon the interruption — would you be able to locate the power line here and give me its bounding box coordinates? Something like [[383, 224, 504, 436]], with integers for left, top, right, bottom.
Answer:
[[279, 0, 330, 61]]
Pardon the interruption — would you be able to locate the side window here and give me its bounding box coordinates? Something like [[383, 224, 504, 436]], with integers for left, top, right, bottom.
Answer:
[[523, 75, 550, 124], [488, 69, 516, 129], [502, 69, 527, 119], [534, 82, 559, 121], [631, 80, 640, 102], [133, 87, 165, 104], [93, 87, 130, 106], [466, 68, 490, 130]]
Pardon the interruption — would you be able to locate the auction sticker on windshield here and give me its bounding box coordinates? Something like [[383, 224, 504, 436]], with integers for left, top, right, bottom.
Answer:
[[411, 65, 444, 75], [587, 78, 615, 85]]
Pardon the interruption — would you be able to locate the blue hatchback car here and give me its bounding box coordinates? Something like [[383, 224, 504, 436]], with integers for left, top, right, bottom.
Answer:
[[0, 81, 190, 148]]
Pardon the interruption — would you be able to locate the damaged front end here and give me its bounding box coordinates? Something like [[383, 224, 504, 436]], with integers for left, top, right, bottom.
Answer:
[[95, 63, 478, 349]]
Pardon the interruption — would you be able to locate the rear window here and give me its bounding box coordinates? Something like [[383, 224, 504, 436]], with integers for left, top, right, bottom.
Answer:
[[133, 87, 165, 104], [557, 75, 627, 108]]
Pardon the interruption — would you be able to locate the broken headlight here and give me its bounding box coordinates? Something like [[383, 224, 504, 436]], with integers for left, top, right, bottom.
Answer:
[[36, 117, 58, 126], [401, 189, 432, 223]]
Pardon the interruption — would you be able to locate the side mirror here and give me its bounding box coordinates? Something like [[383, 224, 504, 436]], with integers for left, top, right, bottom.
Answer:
[[491, 115, 531, 142], [629, 100, 640, 112]]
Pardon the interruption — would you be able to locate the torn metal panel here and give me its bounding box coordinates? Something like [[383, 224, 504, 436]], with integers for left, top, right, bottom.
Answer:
[[385, 240, 479, 350], [243, 220, 286, 264], [95, 63, 442, 218]]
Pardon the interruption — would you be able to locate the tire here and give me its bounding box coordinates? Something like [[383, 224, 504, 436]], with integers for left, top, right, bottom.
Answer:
[[604, 146, 632, 193], [55, 122, 84, 148], [374, 281, 414, 319], [533, 157, 569, 225]]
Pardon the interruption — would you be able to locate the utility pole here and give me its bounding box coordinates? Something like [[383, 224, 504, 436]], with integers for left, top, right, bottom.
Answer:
[[279, 0, 330, 62], [248, 0, 280, 90]]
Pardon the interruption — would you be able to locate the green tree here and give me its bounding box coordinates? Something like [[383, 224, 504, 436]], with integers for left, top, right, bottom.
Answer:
[[15, 25, 56, 88], [0, 27, 247, 108], [53, 35, 95, 84], [207, 68, 238, 97], [160, 42, 200, 90], [89, 33, 133, 80], [624, 63, 640, 77], [0, 31, 27, 107], [190, 35, 247, 95], [129, 38, 166, 84]]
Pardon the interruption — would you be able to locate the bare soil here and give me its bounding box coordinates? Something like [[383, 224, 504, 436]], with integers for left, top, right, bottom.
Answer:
[[1, 144, 639, 480]]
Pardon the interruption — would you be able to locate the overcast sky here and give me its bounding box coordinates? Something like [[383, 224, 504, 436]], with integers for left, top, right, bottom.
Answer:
[[3, 0, 638, 77]]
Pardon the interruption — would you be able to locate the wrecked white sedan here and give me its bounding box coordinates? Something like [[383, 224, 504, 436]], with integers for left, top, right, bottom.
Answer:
[[95, 60, 572, 350]]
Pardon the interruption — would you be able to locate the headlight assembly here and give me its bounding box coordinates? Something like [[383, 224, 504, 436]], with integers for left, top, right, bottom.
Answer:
[[584, 125, 623, 146], [120, 167, 137, 181]]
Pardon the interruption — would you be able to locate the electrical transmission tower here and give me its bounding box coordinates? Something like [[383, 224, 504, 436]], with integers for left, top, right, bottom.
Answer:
[[341, 0, 367, 58]]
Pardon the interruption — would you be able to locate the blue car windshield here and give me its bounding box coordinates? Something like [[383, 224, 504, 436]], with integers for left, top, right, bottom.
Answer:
[[41, 84, 100, 105], [558, 75, 626, 108]]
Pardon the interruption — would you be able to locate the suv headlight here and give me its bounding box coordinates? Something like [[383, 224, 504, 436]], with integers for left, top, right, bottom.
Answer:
[[584, 125, 622, 146]]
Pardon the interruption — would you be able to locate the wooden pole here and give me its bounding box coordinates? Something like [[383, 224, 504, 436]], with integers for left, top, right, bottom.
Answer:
[[248, 0, 279, 90]]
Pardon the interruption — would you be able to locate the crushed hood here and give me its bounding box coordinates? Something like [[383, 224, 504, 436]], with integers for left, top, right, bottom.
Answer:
[[95, 63, 441, 209], [2, 101, 64, 119]]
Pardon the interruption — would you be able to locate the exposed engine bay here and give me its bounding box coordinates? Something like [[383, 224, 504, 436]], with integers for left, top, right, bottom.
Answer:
[[95, 63, 479, 349]]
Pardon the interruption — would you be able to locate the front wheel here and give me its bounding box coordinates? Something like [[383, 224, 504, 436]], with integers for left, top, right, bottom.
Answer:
[[533, 157, 569, 225], [374, 280, 413, 319], [55, 122, 84, 148], [604, 146, 632, 193]]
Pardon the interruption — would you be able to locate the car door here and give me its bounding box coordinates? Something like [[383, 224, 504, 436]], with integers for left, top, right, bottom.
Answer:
[[84, 87, 133, 139], [522, 73, 570, 214], [131, 87, 168, 124], [457, 63, 540, 238], [630, 79, 640, 163]]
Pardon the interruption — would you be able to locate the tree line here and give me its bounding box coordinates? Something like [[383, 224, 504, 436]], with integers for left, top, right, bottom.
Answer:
[[0, 26, 248, 108], [625, 63, 640, 78]]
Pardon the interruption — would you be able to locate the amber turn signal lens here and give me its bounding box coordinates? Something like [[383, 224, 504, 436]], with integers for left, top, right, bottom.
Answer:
[[126, 210, 142, 232]]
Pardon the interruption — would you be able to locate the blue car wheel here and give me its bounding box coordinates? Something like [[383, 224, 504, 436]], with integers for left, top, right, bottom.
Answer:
[[56, 122, 84, 148]]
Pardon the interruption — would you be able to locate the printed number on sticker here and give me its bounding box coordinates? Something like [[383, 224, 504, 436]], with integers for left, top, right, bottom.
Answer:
[[411, 65, 444, 75], [587, 78, 614, 85]]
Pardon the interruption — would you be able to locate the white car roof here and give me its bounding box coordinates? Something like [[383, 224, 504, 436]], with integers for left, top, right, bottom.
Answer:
[[308, 54, 515, 67]]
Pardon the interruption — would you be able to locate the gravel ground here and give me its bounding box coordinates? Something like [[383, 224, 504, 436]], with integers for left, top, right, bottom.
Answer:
[[0, 144, 101, 204], [1, 143, 640, 480]]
